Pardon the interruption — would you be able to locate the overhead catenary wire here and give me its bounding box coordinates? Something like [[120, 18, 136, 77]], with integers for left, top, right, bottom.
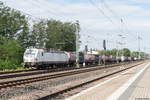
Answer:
[[100, 0, 121, 22], [88, 0, 116, 26], [88, 0, 125, 50], [32, 0, 74, 21], [88, 0, 124, 38], [97, 0, 142, 52], [4, 0, 76, 22], [98, 0, 138, 39]]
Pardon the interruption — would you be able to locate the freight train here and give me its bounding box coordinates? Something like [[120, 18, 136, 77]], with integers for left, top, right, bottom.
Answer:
[[23, 48, 138, 69]]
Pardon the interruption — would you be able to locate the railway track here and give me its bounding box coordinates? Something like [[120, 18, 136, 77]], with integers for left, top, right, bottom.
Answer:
[[0, 69, 36, 75], [0, 67, 74, 79], [0, 61, 144, 90], [0, 62, 130, 79], [38, 61, 145, 100]]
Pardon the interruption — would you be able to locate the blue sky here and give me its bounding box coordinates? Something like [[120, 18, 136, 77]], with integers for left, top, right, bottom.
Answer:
[[1, 0, 150, 53]]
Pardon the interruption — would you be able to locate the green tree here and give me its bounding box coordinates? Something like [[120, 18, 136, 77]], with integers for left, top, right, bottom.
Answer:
[[46, 20, 78, 51], [31, 20, 47, 48], [61, 22, 76, 51], [0, 2, 28, 69], [122, 48, 131, 56], [0, 1, 30, 47], [46, 20, 63, 49], [111, 49, 118, 56], [131, 51, 139, 58], [99, 50, 111, 56], [17, 21, 30, 48], [99, 48, 131, 57]]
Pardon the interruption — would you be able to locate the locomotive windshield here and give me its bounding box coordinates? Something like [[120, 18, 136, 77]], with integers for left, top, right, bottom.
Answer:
[[24, 49, 37, 56]]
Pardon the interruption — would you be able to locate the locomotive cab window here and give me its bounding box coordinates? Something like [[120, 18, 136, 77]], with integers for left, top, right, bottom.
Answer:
[[41, 52, 44, 56]]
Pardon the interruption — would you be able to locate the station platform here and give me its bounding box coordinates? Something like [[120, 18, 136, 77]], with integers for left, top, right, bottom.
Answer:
[[66, 62, 150, 100]]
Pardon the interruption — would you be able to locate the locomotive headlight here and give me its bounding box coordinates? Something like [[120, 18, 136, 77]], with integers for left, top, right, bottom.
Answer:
[[31, 62, 35, 66], [23, 57, 27, 62]]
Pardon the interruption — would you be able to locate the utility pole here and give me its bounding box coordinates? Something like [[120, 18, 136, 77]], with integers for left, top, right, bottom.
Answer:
[[120, 19, 126, 57], [103, 40, 106, 65], [83, 45, 88, 67], [122, 36, 126, 56], [116, 41, 120, 63], [76, 20, 80, 68], [144, 47, 146, 59], [118, 34, 124, 56], [138, 34, 141, 60]]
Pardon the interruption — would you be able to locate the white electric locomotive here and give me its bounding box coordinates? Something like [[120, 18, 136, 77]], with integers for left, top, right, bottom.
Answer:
[[23, 48, 75, 69]]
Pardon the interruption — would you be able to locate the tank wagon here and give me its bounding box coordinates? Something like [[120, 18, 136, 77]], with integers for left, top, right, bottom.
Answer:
[[79, 53, 100, 66], [84, 51, 100, 65]]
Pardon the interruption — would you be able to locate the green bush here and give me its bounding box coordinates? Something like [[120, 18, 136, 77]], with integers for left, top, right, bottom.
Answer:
[[0, 39, 24, 70], [0, 60, 19, 70]]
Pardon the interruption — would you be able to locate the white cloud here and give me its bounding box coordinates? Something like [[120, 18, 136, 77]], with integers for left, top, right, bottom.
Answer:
[[130, 0, 150, 4]]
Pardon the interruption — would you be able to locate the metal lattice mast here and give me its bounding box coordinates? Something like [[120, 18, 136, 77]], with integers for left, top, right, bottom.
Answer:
[[76, 20, 80, 68]]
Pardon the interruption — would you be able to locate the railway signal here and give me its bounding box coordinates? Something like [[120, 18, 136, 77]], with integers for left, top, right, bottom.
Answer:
[[103, 40, 106, 50]]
